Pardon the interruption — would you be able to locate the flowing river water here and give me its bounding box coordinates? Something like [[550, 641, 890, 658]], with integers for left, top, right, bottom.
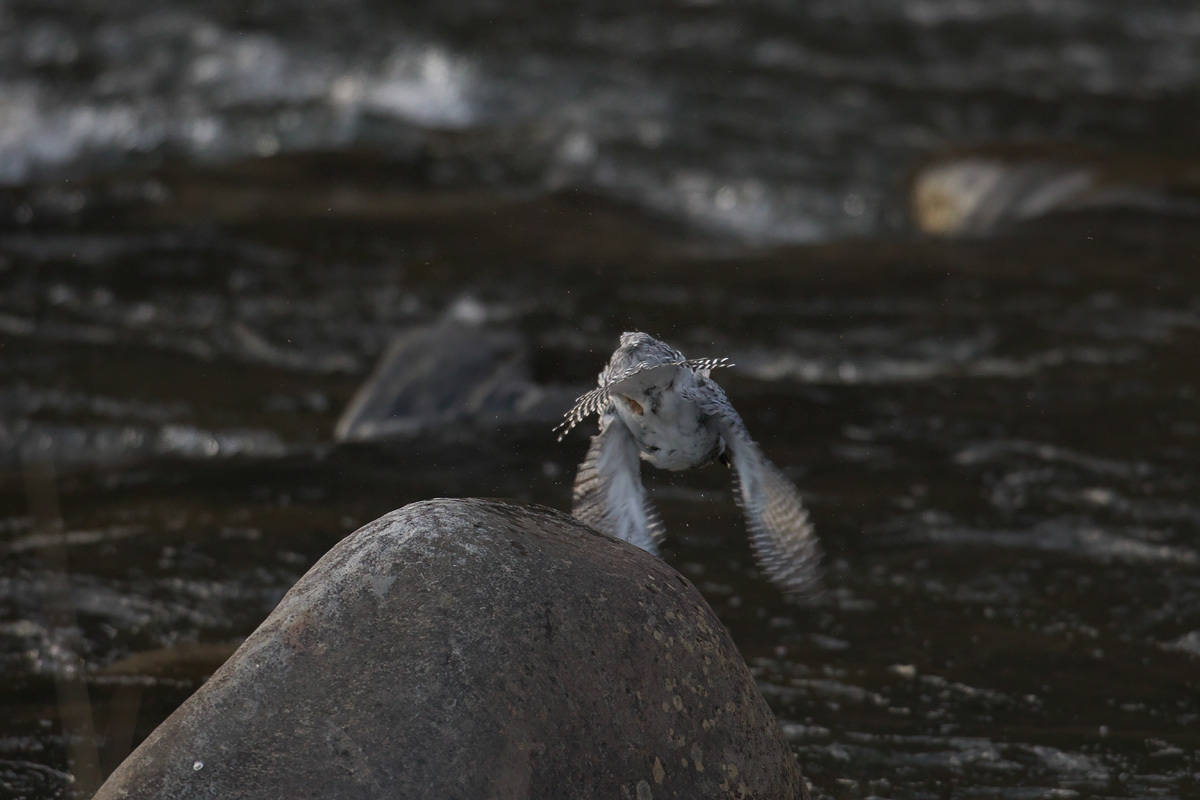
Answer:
[[2, 1, 1200, 798]]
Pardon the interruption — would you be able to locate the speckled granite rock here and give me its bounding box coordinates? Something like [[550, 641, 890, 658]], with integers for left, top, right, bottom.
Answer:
[[94, 498, 808, 800]]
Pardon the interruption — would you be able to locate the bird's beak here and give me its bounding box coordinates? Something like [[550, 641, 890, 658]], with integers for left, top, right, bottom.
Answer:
[[618, 395, 645, 415]]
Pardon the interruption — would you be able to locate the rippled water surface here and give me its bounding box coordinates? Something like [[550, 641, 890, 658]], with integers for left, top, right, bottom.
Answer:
[[2, 162, 1198, 798], [2, 1, 1200, 799], [5, 0, 1200, 240]]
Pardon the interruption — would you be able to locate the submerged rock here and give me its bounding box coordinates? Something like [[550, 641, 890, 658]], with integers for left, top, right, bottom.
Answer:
[[910, 146, 1200, 236], [334, 326, 576, 441], [94, 498, 808, 800]]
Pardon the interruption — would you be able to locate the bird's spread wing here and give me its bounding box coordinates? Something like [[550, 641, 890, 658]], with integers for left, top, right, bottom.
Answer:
[[682, 380, 823, 596], [571, 413, 666, 554], [555, 357, 733, 441]]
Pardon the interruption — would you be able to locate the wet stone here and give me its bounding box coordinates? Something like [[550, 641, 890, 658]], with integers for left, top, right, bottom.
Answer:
[[909, 145, 1200, 236], [334, 325, 576, 441], [93, 498, 807, 800]]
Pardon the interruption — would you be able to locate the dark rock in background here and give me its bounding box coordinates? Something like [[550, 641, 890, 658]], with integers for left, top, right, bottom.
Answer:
[[335, 325, 577, 441], [93, 498, 807, 800]]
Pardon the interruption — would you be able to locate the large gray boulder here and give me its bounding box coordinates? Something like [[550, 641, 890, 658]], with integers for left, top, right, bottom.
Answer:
[[95, 498, 807, 800]]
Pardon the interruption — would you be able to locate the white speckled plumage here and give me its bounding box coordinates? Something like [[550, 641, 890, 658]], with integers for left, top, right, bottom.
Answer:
[[559, 332, 823, 596]]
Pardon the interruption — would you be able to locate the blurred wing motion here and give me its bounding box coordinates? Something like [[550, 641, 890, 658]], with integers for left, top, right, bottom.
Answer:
[[571, 413, 666, 554], [683, 382, 824, 596], [555, 357, 733, 441]]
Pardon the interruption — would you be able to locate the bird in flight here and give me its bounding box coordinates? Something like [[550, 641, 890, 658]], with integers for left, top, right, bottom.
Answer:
[[557, 332, 822, 596]]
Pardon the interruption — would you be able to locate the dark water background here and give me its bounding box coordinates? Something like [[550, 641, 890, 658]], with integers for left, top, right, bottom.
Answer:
[[2, 1, 1200, 798], [7, 0, 1200, 240]]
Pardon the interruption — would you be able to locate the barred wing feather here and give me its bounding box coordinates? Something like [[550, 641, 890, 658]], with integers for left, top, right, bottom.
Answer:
[[571, 414, 666, 554], [555, 357, 732, 440], [681, 382, 823, 596], [726, 437, 823, 596]]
